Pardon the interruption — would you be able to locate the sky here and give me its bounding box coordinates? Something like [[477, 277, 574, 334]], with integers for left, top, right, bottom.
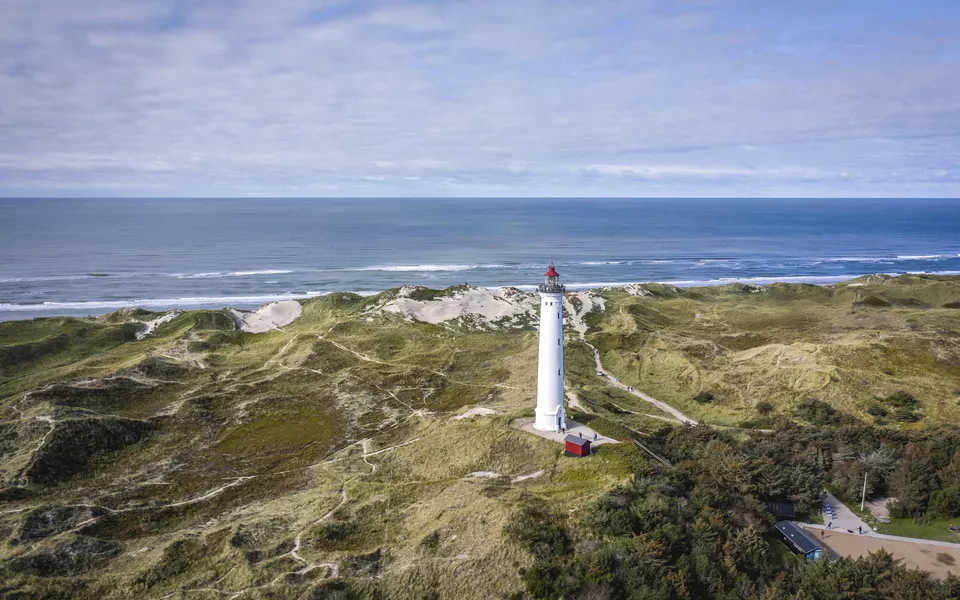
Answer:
[[0, 0, 958, 198]]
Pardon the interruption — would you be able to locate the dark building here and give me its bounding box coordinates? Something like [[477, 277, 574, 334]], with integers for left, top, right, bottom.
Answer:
[[564, 435, 591, 457], [775, 521, 824, 560], [764, 500, 797, 519]]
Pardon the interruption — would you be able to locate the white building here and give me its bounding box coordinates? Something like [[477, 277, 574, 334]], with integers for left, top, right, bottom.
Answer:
[[534, 263, 567, 431]]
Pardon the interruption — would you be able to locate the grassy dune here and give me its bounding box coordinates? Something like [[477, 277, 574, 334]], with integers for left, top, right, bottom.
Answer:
[[0, 290, 638, 598], [1, 275, 958, 598], [588, 275, 960, 427]]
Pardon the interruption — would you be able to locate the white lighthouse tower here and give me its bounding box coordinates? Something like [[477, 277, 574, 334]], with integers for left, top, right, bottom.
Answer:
[[534, 263, 567, 431]]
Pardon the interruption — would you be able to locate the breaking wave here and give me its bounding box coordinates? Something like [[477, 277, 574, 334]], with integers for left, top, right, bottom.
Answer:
[[345, 264, 508, 272], [173, 270, 293, 279], [0, 292, 324, 312]]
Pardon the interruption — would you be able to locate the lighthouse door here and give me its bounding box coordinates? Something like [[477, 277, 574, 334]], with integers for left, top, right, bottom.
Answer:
[[556, 405, 566, 431]]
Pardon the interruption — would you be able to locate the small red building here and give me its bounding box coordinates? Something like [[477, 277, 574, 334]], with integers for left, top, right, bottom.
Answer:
[[564, 435, 591, 457]]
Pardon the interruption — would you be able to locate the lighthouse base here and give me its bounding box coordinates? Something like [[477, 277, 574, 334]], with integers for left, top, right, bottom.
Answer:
[[534, 405, 566, 432]]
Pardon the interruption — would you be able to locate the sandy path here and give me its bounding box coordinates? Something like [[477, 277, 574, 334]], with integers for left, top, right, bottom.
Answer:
[[564, 390, 587, 412], [177, 436, 421, 598], [591, 348, 695, 424], [317, 333, 520, 391], [12, 415, 57, 485], [560, 292, 690, 424]]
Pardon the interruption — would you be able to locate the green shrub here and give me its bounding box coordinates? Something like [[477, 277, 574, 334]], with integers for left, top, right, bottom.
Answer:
[[885, 391, 920, 409], [794, 397, 849, 425], [503, 502, 570, 560], [693, 391, 715, 404], [928, 486, 960, 518], [892, 408, 921, 422], [420, 530, 441, 551]]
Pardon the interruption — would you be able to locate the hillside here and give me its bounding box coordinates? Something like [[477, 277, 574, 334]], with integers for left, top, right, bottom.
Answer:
[[1, 276, 959, 598], [585, 274, 960, 429]]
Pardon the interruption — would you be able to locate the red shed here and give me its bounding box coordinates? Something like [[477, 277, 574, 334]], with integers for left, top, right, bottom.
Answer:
[[564, 435, 591, 457]]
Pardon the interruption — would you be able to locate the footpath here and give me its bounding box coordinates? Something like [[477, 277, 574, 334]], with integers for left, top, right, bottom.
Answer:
[[590, 346, 695, 424]]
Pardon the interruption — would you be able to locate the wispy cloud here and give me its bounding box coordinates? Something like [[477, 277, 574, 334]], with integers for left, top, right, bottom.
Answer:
[[1, 0, 958, 197]]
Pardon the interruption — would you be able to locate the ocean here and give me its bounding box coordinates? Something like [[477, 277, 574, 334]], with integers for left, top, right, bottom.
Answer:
[[1, 198, 958, 321]]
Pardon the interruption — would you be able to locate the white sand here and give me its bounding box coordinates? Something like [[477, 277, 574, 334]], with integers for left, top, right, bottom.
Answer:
[[511, 470, 545, 483], [564, 291, 605, 339], [620, 283, 655, 297], [464, 471, 502, 480], [135, 311, 180, 340], [376, 286, 537, 327], [450, 407, 500, 420], [230, 300, 303, 333]]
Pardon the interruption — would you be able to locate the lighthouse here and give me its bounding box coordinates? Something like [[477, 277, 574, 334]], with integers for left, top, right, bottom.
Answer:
[[534, 263, 567, 431]]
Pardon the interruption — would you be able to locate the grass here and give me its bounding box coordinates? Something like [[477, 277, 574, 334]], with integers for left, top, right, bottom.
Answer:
[[588, 276, 960, 427], [3, 275, 960, 598], [879, 517, 960, 543]]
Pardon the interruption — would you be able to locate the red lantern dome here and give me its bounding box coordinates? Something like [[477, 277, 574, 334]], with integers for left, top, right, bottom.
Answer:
[[539, 263, 564, 293]]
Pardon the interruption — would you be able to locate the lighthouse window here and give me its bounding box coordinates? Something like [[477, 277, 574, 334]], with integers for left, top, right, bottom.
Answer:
[[558, 369, 561, 376]]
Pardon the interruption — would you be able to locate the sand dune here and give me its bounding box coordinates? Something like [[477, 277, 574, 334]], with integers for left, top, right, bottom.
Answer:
[[376, 286, 538, 327], [230, 300, 303, 333]]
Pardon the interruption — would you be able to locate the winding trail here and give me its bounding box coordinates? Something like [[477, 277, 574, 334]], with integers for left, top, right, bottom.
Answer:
[[11, 414, 57, 485], [317, 333, 520, 391], [563, 293, 695, 425], [173, 436, 422, 599], [592, 350, 695, 424]]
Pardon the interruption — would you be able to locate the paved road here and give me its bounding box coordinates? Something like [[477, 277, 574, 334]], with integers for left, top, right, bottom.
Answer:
[[820, 490, 872, 534]]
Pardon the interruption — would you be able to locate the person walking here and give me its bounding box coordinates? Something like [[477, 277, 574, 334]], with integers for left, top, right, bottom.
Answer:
[[858, 526, 863, 535]]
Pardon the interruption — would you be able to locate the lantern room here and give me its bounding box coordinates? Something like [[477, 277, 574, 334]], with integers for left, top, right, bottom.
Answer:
[[539, 263, 565, 294]]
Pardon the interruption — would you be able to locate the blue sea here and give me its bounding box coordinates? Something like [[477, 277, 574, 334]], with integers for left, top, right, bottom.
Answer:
[[1, 198, 959, 321]]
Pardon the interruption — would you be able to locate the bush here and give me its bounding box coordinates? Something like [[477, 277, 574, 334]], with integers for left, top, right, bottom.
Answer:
[[693, 391, 715, 404], [504, 502, 570, 560], [886, 500, 913, 520], [866, 404, 888, 417], [885, 391, 920, 409], [892, 408, 921, 422], [794, 397, 847, 426], [420, 530, 441, 551], [756, 401, 774, 415], [928, 486, 960, 518]]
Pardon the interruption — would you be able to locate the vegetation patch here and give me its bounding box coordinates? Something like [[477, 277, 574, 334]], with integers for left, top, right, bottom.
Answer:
[[26, 417, 156, 486], [10, 536, 121, 576]]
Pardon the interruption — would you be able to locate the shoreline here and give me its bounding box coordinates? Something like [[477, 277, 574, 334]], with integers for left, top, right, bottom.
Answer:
[[2, 271, 958, 323]]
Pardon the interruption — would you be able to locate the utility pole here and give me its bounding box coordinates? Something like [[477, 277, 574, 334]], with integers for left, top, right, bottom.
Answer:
[[860, 470, 868, 511], [381, 492, 390, 599]]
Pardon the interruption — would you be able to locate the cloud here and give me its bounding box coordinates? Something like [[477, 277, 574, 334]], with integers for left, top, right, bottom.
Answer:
[[0, 0, 958, 197]]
